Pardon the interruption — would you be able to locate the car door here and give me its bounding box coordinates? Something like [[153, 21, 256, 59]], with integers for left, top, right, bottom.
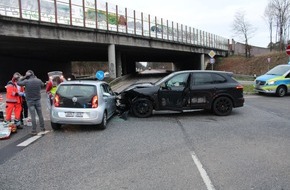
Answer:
[[100, 84, 116, 118], [158, 73, 190, 110], [189, 72, 216, 109]]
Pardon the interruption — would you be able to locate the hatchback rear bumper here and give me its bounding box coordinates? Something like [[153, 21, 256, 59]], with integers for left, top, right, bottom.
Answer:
[[50, 107, 103, 125]]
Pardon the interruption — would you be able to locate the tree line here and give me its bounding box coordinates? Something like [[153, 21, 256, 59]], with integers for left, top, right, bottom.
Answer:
[[232, 0, 290, 57]]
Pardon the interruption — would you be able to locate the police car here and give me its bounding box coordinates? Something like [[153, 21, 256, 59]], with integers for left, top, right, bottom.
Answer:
[[254, 64, 290, 97]]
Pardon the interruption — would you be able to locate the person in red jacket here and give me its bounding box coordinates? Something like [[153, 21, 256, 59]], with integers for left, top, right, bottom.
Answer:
[[5, 72, 24, 129]]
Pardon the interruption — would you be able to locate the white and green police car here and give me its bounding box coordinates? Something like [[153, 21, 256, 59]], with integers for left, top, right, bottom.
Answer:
[[254, 64, 290, 97]]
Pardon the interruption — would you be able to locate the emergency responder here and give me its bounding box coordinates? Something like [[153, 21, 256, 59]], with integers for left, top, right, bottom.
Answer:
[[5, 72, 25, 129], [46, 76, 62, 105]]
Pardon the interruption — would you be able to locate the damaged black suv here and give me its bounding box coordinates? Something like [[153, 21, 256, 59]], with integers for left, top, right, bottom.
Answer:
[[117, 70, 244, 118]]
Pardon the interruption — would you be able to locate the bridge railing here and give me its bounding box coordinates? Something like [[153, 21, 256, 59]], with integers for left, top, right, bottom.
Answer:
[[0, 0, 229, 51]]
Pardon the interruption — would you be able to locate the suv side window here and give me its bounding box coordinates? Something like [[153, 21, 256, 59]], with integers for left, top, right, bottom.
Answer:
[[165, 73, 189, 88], [212, 73, 227, 83], [192, 73, 213, 85]]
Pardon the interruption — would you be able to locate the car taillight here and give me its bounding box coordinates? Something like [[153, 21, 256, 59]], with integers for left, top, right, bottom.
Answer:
[[236, 85, 244, 90], [92, 95, 98, 108], [54, 94, 60, 107]]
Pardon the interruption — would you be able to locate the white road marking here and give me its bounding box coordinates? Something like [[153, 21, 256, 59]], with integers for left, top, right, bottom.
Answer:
[[191, 151, 216, 190], [17, 131, 50, 147]]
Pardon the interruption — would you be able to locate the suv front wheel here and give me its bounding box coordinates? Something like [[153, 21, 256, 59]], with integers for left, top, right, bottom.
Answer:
[[132, 98, 153, 118]]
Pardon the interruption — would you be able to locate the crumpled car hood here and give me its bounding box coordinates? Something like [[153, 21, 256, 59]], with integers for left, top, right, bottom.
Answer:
[[121, 82, 154, 92]]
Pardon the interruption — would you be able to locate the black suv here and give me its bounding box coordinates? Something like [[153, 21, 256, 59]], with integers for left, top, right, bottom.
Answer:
[[117, 70, 244, 117]]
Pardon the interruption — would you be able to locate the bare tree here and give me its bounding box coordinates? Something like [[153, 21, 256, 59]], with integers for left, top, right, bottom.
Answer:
[[264, 3, 275, 51], [232, 10, 256, 57], [269, 0, 290, 51]]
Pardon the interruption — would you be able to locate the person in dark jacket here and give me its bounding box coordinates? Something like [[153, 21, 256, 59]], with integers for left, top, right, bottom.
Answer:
[[20, 88, 28, 125], [17, 70, 45, 135]]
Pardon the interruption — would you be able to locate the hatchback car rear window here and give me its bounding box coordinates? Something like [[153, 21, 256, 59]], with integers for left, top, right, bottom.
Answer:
[[57, 84, 96, 97]]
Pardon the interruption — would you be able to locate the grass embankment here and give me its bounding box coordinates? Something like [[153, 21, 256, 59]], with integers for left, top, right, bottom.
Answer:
[[214, 51, 288, 76], [243, 84, 255, 94]]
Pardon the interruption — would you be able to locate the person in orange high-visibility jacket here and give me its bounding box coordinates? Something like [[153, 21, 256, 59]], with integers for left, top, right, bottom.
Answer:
[[5, 72, 25, 129]]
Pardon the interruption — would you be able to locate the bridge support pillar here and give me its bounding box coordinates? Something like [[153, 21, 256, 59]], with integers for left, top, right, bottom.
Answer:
[[200, 54, 205, 70], [108, 44, 116, 78], [116, 51, 122, 77]]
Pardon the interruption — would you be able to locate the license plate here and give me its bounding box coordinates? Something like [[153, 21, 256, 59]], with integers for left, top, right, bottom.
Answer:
[[65, 112, 83, 117], [75, 112, 83, 117], [65, 112, 74, 117]]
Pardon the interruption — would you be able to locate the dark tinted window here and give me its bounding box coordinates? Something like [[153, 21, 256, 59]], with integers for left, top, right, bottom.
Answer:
[[212, 73, 227, 83], [192, 73, 213, 85]]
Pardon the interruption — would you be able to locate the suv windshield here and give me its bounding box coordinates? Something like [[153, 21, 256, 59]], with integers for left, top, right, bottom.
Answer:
[[266, 65, 290, 75]]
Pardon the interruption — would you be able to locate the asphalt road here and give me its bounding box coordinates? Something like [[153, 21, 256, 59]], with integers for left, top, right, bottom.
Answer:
[[0, 74, 290, 190]]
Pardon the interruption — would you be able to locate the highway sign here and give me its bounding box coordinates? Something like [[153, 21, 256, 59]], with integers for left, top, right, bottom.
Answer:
[[210, 58, 215, 64], [208, 50, 216, 58], [96, 70, 104, 80]]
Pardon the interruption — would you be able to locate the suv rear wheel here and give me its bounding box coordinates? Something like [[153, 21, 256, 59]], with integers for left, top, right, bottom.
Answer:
[[132, 98, 153, 118], [212, 96, 233, 116]]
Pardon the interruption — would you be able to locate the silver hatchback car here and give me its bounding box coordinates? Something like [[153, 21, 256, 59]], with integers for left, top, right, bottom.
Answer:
[[50, 80, 116, 130]]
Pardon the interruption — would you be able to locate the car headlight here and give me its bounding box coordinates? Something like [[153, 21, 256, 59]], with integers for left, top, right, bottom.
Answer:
[[267, 81, 275, 85]]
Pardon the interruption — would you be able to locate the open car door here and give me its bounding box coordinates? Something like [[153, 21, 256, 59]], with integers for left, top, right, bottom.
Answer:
[[158, 73, 190, 110]]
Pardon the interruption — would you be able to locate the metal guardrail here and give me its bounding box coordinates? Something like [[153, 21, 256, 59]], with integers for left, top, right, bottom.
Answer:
[[0, 0, 229, 50]]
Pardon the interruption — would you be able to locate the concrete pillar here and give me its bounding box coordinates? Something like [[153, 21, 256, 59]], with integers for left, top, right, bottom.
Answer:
[[200, 54, 205, 70], [172, 63, 176, 71], [116, 51, 122, 77], [108, 44, 116, 78]]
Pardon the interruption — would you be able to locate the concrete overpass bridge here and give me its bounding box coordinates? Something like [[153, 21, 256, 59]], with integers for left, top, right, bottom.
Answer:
[[0, 0, 229, 89]]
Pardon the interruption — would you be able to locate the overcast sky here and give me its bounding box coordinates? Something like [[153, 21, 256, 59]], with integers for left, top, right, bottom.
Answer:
[[106, 0, 270, 48]]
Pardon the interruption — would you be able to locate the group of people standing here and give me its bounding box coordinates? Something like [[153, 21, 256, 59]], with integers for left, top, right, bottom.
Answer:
[[4, 70, 45, 135]]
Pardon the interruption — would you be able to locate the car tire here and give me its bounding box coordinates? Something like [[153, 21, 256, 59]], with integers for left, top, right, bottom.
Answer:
[[51, 122, 61, 130], [276, 86, 286, 97], [132, 98, 153, 118], [98, 112, 107, 130], [212, 96, 233, 116]]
